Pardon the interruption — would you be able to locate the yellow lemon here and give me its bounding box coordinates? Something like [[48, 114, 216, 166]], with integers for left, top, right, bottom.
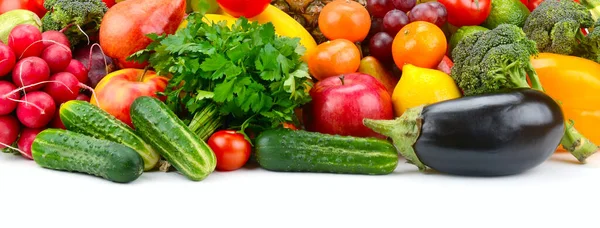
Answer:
[[391, 64, 462, 116]]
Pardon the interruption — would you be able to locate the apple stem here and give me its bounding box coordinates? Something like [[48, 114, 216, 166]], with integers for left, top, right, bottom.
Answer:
[[339, 75, 345, 85], [140, 66, 150, 82]]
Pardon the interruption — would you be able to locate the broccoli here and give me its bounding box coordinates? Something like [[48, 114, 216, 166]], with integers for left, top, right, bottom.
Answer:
[[522, 0, 600, 62], [41, 0, 108, 48], [451, 23, 599, 162], [450, 24, 541, 96]]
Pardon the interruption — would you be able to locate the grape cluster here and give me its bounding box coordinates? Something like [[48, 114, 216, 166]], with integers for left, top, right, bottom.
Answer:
[[366, 0, 447, 63]]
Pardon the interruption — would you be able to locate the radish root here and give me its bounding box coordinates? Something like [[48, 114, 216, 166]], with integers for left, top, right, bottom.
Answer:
[[17, 59, 33, 98], [19, 39, 71, 60], [0, 142, 31, 159], [75, 24, 90, 45], [2, 80, 74, 99], [88, 43, 109, 75], [8, 96, 45, 114], [78, 83, 100, 106]]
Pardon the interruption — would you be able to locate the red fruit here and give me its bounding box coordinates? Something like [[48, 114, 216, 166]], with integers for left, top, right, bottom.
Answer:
[[44, 72, 80, 104], [41, 44, 72, 73], [16, 91, 56, 128], [217, 0, 270, 18], [0, 42, 16, 77], [303, 72, 394, 138], [41, 31, 70, 50], [12, 56, 51, 92], [64, 59, 89, 84], [7, 24, 44, 59], [17, 128, 43, 159]]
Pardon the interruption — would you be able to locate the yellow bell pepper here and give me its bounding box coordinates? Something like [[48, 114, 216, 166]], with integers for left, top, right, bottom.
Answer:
[[531, 53, 600, 147]]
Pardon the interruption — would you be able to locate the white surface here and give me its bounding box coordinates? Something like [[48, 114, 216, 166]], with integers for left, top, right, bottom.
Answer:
[[1, 152, 600, 228]]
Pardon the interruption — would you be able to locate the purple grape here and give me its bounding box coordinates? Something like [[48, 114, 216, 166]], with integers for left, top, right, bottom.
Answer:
[[408, 2, 447, 28], [383, 9, 409, 37], [367, 0, 396, 18], [392, 0, 416, 12], [369, 32, 394, 63], [366, 17, 385, 41]]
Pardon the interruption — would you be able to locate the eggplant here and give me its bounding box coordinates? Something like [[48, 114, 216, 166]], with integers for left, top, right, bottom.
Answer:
[[363, 89, 565, 177]]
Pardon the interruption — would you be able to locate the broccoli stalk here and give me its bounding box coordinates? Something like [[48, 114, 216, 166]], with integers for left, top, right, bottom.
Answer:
[[41, 0, 108, 48], [451, 24, 599, 163]]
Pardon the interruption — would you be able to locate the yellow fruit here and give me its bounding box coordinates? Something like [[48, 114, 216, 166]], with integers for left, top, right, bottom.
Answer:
[[237, 5, 317, 60], [391, 64, 461, 116]]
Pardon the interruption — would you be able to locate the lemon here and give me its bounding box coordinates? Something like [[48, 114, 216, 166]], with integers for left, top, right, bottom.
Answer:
[[391, 64, 462, 116]]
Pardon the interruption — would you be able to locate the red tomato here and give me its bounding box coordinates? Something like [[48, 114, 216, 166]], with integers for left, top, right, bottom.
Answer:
[[0, 0, 46, 18], [437, 55, 453, 75], [103, 0, 116, 8], [207, 130, 252, 171], [217, 0, 270, 18], [438, 0, 492, 27]]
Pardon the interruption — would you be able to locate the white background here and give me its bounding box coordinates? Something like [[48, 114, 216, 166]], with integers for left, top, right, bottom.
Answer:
[[1, 152, 600, 228]]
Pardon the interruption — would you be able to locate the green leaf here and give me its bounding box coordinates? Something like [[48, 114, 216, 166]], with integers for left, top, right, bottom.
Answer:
[[195, 90, 214, 100], [200, 55, 228, 71], [213, 79, 236, 102]]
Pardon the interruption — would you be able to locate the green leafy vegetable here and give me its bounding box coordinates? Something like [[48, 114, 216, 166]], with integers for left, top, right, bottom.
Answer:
[[129, 13, 312, 139]]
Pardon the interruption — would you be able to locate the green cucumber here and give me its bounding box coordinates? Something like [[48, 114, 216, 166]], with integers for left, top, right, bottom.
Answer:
[[130, 96, 216, 181], [31, 129, 144, 183], [59, 100, 160, 171], [255, 129, 399, 175]]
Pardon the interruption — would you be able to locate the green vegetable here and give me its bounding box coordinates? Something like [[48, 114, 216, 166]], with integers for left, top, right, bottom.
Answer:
[[451, 24, 541, 96], [451, 24, 599, 163], [582, 0, 600, 21], [41, 0, 108, 48], [59, 100, 160, 171], [255, 129, 399, 175], [130, 96, 217, 181], [482, 0, 530, 29], [522, 0, 600, 62], [448, 26, 488, 54], [0, 9, 42, 44], [31, 129, 144, 183], [128, 13, 312, 140]]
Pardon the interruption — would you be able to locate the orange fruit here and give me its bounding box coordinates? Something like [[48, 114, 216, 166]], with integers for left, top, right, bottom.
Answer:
[[318, 0, 371, 42], [308, 39, 361, 81], [391, 21, 447, 69]]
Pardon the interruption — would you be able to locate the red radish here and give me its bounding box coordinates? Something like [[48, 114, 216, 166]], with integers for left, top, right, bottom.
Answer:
[[41, 44, 72, 73], [41, 31, 70, 49], [64, 59, 89, 84], [17, 128, 43, 159], [12, 56, 50, 92], [0, 81, 21, 115], [49, 110, 66, 129], [43, 72, 79, 104], [76, 93, 91, 102], [7, 24, 44, 59], [0, 115, 20, 150], [16, 91, 56, 128], [0, 43, 16, 77]]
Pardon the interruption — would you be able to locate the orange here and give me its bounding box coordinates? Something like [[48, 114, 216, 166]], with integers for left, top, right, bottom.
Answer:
[[318, 0, 371, 42], [307, 39, 361, 81], [391, 21, 447, 69]]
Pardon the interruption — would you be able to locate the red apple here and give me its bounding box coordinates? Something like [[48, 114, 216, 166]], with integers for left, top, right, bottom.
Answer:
[[437, 55, 453, 75], [91, 68, 169, 127], [303, 73, 394, 138]]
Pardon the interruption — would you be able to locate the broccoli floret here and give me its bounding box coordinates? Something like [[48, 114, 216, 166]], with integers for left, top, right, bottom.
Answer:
[[451, 24, 541, 96], [523, 0, 594, 56], [41, 0, 108, 48]]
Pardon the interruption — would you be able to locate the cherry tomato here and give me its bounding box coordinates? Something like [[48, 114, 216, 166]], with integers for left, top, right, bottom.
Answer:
[[438, 0, 492, 27], [216, 0, 270, 18], [207, 130, 252, 171], [103, 0, 116, 8], [0, 0, 46, 18]]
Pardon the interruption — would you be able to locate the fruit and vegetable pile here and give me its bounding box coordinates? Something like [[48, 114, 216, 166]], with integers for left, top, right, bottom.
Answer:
[[0, 0, 599, 183]]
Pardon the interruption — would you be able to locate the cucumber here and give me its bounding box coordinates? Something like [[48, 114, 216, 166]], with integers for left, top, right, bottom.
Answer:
[[59, 100, 160, 171], [130, 96, 216, 181], [255, 129, 399, 175], [31, 129, 144, 183], [0, 9, 42, 43]]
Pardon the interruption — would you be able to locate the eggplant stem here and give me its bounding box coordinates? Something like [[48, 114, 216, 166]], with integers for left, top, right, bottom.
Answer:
[[363, 105, 428, 171], [560, 120, 599, 162]]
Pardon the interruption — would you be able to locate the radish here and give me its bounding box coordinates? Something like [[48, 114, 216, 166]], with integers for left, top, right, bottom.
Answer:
[[41, 44, 72, 73], [41, 31, 70, 50], [16, 91, 56, 128], [64, 59, 89, 84], [0, 115, 20, 150], [43, 72, 79, 104], [76, 93, 91, 102], [17, 128, 43, 160], [12, 56, 50, 92], [0, 43, 16, 77], [49, 110, 66, 129], [0, 81, 21, 115], [7, 24, 44, 59]]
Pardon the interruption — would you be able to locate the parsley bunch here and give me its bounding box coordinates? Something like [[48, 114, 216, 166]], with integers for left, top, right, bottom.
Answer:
[[129, 13, 313, 138]]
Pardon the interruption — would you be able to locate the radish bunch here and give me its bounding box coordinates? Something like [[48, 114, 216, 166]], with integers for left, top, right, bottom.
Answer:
[[1, 25, 96, 160]]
